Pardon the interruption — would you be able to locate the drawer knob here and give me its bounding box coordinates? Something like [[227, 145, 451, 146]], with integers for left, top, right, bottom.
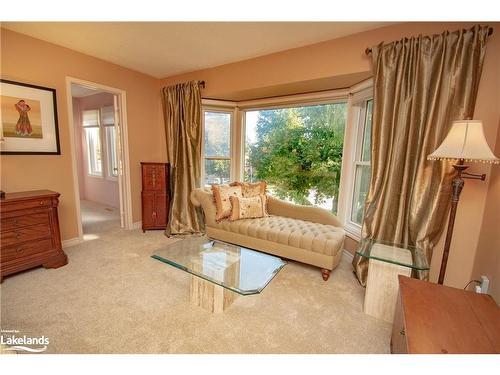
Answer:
[[39, 201, 45, 205], [16, 247, 23, 254], [13, 219, 19, 224], [400, 329, 406, 336], [16, 233, 21, 239]]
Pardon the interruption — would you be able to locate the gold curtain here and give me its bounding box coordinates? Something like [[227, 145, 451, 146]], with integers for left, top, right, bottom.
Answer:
[[162, 81, 204, 236], [353, 25, 490, 285]]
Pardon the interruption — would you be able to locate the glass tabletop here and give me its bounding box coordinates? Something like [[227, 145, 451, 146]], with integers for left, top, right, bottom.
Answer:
[[151, 236, 286, 295], [356, 238, 430, 271]]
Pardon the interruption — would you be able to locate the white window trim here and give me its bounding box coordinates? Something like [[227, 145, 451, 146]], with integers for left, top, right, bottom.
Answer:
[[337, 85, 373, 240], [82, 109, 104, 178], [201, 107, 237, 187]]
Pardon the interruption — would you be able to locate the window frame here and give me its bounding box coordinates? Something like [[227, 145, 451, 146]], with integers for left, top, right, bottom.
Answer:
[[338, 87, 373, 240], [82, 109, 104, 178], [240, 98, 348, 213], [82, 106, 118, 181], [101, 106, 118, 181], [201, 106, 236, 187]]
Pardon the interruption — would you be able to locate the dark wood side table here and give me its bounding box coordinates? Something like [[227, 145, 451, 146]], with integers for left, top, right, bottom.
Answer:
[[391, 275, 500, 354]]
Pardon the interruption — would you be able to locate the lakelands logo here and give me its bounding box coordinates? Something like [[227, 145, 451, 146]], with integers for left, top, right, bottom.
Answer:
[[1, 330, 49, 353]]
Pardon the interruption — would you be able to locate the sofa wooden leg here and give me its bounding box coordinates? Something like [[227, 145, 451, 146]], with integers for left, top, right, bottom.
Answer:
[[321, 269, 331, 281]]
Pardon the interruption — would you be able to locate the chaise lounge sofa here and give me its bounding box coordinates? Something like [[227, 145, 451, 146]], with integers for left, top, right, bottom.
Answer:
[[190, 188, 346, 280]]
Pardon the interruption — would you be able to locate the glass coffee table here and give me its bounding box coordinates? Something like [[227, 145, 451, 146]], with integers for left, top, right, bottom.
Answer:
[[152, 236, 286, 312], [356, 238, 430, 323]]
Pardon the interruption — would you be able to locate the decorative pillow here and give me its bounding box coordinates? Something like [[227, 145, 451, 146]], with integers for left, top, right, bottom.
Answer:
[[212, 184, 243, 221], [231, 181, 267, 197], [229, 194, 268, 221]]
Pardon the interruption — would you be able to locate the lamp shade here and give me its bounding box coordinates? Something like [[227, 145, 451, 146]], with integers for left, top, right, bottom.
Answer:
[[428, 120, 499, 164]]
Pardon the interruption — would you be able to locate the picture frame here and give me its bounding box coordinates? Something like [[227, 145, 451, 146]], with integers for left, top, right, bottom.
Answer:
[[0, 79, 60, 155]]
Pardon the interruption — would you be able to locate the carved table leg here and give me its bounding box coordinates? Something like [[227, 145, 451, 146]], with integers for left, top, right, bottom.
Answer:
[[321, 269, 331, 281]]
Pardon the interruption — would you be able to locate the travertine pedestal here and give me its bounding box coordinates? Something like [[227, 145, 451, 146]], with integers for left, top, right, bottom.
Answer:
[[364, 244, 412, 323], [189, 276, 238, 313], [188, 253, 240, 313]]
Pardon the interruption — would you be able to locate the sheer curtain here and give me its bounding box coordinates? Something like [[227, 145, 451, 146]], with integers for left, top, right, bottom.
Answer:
[[353, 25, 491, 285]]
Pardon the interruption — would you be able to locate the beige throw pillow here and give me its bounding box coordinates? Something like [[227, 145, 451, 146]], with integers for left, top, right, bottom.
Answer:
[[212, 184, 243, 221], [229, 194, 268, 221], [231, 181, 267, 197]]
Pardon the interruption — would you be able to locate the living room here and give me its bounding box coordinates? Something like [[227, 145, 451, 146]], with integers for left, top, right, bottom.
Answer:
[[1, 1, 499, 373]]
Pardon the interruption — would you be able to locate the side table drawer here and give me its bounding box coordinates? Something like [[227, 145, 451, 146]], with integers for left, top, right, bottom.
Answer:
[[0, 198, 53, 213], [1, 212, 50, 232], [1, 224, 52, 247], [1, 238, 54, 263]]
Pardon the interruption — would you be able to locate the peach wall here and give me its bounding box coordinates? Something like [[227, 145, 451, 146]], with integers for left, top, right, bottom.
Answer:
[[160, 22, 500, 289], [472, 120, 500, 303], [0, 28, 166, 242], [73, 92, 119, 208]]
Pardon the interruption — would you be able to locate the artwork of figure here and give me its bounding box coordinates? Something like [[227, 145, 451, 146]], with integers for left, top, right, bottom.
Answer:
[[15, 99, 32, 136]]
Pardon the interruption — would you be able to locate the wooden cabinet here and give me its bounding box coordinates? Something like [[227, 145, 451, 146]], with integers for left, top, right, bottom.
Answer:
[[391, 275, 500, 354], [0, 190, 68, 282], [141, 162, 169, 232]]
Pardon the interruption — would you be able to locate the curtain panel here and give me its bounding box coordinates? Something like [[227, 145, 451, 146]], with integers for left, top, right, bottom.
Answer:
[[162, 81, 204, 236], [353, 25, 490, 285]]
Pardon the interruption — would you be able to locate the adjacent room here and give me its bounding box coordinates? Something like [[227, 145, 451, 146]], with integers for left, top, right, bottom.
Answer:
[[71, 84, 121, 237], [0, 16, 499, 362]]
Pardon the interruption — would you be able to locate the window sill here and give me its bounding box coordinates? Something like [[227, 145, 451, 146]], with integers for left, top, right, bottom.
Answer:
[[87, 174, 104, 179], [344, 223, 362, 242]]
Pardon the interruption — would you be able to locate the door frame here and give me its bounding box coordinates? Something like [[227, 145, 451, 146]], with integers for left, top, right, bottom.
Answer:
[[65, 76, 133, 241]]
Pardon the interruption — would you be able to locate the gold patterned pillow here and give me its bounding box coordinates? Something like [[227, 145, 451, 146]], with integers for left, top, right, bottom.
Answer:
[[229, 194, 268, 221], [231, 181, 267, 197], [212, 184, 243, 221]]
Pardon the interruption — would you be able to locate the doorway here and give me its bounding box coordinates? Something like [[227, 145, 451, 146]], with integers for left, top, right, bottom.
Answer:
[[66, 77, 132, 241]]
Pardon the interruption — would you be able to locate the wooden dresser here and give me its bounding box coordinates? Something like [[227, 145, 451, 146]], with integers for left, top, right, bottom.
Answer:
[[141, 162, 169, 232], [0, 190, 68, 282], [391, 275, 500, 354]]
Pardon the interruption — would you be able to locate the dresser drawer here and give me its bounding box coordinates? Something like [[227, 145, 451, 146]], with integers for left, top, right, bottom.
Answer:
[[1, 212, 50, 232], [1, 238, 54, 263], [1, 224, 52, 247], [0, 198, 53, 213]]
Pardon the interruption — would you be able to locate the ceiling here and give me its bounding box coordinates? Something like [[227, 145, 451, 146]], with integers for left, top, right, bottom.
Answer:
[[2, 22, 391, 78]]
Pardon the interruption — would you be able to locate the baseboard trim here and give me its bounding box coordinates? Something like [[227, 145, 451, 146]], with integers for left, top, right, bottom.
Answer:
[[132, 221, 142, 230], [343, 249, 354, 260], [62, 237, 83, 248]]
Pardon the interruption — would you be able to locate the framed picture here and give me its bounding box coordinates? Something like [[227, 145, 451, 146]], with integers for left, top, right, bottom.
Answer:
[[0, 79, 60, 155]]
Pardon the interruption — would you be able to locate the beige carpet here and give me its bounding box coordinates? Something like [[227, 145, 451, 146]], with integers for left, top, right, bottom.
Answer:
[[0, 204, 391, 354]]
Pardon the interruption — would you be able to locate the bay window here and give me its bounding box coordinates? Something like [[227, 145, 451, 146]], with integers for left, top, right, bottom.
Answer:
[[201, 81, 373, 238]]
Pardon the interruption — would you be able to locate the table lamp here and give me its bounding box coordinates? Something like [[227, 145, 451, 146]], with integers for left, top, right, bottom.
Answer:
[[428, 120, 499, 284]]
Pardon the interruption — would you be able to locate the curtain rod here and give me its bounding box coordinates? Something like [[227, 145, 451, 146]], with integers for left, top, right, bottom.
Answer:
[[364, 27, 494, 55]]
